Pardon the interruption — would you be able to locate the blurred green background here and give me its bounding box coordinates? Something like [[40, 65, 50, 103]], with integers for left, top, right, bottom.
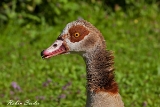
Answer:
[[0, 0, 160, 107]]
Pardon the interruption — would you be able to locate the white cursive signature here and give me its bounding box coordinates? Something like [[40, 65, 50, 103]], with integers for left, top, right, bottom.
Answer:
[[7, 100, 40, 106]]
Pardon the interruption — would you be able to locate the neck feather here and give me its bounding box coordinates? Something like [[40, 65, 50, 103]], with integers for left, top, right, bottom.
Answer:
[[83, 47, 118, 94]]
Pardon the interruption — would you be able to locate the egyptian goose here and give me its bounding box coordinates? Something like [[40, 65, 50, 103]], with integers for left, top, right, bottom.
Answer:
[[41, 19, 124, 107]]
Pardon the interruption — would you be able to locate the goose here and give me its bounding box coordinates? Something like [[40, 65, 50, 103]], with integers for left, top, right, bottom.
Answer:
[[41, 19, 124, 107]]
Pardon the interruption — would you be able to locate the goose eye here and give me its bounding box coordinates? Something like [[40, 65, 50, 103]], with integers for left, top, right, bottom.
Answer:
[[74, 33, 80, 37]]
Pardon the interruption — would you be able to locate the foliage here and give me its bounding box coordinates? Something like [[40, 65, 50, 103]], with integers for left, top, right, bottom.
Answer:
[[0, 0, 101, 26], [0, 0, 159, 26], [0, 0, 160, 107]]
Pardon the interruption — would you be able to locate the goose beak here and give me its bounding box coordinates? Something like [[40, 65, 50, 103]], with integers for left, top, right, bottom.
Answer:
[[41, 40, 68, 59]]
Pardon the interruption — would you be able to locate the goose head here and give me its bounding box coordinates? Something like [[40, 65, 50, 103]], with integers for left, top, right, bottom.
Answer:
[[41, 19, 124, 107], [41, 19, 106, 58]]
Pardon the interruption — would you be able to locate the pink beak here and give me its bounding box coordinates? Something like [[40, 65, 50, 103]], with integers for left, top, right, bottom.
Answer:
[[41, 40, 67, 59]]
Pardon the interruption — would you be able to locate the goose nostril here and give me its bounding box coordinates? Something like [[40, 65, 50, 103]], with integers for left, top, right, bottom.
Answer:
[[53, 44, 57, 47]]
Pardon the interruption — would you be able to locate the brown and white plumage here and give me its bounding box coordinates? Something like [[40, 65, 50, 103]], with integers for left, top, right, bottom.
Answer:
[[41, 19, 124, 107]]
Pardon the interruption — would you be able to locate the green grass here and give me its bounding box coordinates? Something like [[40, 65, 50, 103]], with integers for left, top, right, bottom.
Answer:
[[0, 4, 160, 107]]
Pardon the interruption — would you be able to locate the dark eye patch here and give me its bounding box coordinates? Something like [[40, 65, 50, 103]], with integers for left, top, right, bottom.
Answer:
[[69, 25, 89, 43]]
